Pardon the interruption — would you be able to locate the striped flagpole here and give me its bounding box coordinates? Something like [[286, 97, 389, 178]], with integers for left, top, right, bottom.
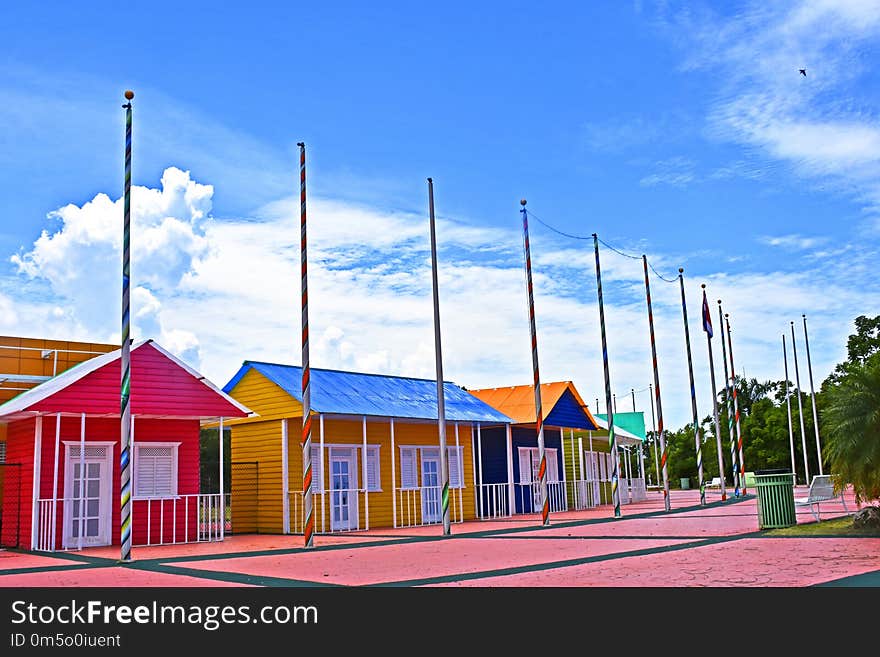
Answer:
[[428, 179, 451, 536], [702, 285, 727, 501], [717, 301, 740, 496], [678, 269, 705, 505], [592, 234, 620, 518], [298, 142, 314, 548], [520, 200, 549, 526], [791, 321, 810, 485], [643, 256, 670, 511], [119, 90, 134, 563], [725, 313, 746, 494], [782, 334, 797, 479], [802, 315, 823, 475]]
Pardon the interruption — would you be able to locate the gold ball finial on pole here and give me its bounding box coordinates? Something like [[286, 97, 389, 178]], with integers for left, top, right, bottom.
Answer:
[[679, 267, 684, 273], [701, 283, 706, 289], [520, 199, 527, 206], [124, 90, 134, 100]]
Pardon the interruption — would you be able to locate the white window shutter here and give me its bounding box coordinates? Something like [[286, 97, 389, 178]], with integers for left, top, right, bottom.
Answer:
[[310, 445, 324, 493], [134, 445, 176, 498], [517, 447, 532, 484], [400, 447, 417, 489], [447, 447, 462, 489], [545, 449, 559, 483], [366, 446, 380, 492]]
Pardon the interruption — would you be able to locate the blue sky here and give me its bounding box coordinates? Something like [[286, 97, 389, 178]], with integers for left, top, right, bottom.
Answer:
[[1, 1, 879, 430]]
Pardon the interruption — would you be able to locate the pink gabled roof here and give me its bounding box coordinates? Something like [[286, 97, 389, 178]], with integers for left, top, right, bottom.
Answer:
[[0, 340, 251, 422]]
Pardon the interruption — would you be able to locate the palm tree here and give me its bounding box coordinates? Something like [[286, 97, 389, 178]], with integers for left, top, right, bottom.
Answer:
[[822, 353, 880, 504]]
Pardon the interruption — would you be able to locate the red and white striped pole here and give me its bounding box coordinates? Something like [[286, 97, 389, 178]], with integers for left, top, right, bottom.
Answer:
[[520, 200, 549, 526], [298, 142, 314, 548]]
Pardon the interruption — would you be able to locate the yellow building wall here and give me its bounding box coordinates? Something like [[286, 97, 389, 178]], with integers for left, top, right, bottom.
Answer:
[[226, 368, 479, 534]]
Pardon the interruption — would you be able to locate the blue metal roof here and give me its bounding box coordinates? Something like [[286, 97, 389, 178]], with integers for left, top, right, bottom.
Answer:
[[224, 361, 512, 424]]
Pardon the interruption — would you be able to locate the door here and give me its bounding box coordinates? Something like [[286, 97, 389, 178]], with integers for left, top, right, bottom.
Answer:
[[329, 448, 359, 531], [63, 443, 113, 549], [420, 449, 441, 524]]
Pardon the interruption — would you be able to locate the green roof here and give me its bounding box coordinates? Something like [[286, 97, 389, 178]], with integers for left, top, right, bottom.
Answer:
[[595, 411, 646, 440]]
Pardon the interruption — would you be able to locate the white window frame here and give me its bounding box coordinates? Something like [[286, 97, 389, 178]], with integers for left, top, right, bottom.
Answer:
[[133, 442, 181, 500], [365, 445, 381, 492], [518, 447, 560, 484], [397, 445, 464, 490]]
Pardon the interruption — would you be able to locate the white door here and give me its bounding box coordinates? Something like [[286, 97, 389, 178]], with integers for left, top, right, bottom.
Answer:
[[329, 448, 359, 531], [421, 449, 441, 524], [63, 443, 113, 549]]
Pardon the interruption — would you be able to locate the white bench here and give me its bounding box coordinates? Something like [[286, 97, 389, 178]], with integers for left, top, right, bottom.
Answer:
[[704, 477, 722, 490], [795, 475, 848, 521]]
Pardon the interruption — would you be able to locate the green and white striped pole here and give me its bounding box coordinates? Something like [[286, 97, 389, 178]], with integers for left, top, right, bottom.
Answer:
[[718, 300, 740, 496], [726, 314, 747, 494], [428, 178, 451, 536], [593, 234, 620, 518], [119, 90, 134, 563]]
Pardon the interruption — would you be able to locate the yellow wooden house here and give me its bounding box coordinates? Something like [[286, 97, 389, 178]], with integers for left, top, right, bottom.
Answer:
[[221, 361, 512, 534]]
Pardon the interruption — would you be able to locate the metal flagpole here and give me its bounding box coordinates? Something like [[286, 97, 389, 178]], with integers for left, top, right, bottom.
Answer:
[[802, 315, 823, 475], [725, 313, 746, 494], [119, 90, 134, 563], [649, 383, 659, 489], [791, 321, 810, 485], [701, 285, 727, 501], [428, 179, 451, 536], [520, 201, 550, 526], [782, 334, 797, 479], [717, 301, 740, 497], [642, 256, 670, 510], [678, 269, 705, 505], [593, 233, 620, 517], [631, 388, 636, 411], [298, 142, 315, 548]]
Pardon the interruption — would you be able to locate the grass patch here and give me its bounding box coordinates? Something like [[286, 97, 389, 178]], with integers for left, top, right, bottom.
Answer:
[[767, 515, 880, 537]]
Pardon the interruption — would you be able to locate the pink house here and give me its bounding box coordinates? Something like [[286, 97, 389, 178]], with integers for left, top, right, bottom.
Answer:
[[0, 340, 250, 552]]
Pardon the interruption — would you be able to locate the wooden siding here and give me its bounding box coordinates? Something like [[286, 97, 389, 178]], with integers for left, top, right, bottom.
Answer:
[[229, 412, 479, 534], [27, 343, 246, 418], [223, 368, 301, 425], [1, 415, 200, 549], [0, 336, 115, 405]]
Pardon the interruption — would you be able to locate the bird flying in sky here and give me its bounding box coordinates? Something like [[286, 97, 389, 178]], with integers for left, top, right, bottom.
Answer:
[[799, 68, 807, 76]]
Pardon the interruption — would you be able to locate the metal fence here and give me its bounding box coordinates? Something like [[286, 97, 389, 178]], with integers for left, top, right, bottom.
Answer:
[[229, 461, 259, 535]]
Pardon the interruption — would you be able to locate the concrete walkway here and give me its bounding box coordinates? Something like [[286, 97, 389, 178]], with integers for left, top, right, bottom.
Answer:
[[1, 488, 876, 587]]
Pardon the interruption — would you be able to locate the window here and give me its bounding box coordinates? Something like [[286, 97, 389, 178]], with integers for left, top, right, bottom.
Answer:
[[517, 447, 559, 484], [400, 447, 418, 490], [133, 443, 179, 498], [365, 445, 381, 492], [310, 445, 324, 493], [0, 441, 5, 464], [447, 446, 464, 489]]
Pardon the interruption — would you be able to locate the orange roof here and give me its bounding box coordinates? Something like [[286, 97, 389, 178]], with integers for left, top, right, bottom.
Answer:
[[469, 381, 599, 428]]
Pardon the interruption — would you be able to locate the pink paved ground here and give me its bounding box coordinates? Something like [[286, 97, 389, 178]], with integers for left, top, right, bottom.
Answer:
[[1, 488, 875, 587], [432, 537, 880, 587], [0, 566, 253, 587], [173, 536, 690, 585]]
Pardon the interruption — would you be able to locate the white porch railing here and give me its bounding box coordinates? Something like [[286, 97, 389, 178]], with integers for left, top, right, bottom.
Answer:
[[476, 483, 512, 519], [564, 479, 599, 510], [289, 489, 370, 534], [34, 493, 227, 552], [515, 481, 568, 514], [394, 485, 464, 528], [628, 477, 647, 502]]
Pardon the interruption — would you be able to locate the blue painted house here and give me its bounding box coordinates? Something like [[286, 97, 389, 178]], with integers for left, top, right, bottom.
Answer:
[[468, 382, 600, 517]]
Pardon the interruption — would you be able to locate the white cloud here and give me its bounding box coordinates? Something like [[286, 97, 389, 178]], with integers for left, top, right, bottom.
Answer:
[[759, 234, 828, 250], [4, 167, 878, 431]]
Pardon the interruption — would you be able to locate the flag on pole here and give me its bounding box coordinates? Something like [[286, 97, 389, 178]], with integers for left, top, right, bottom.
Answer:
[[702, 289, 713, 337]]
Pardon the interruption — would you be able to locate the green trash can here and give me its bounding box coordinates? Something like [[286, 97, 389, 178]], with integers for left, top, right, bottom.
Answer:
[[754, 469, 796, 529], [680, 477, 690, 490]]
